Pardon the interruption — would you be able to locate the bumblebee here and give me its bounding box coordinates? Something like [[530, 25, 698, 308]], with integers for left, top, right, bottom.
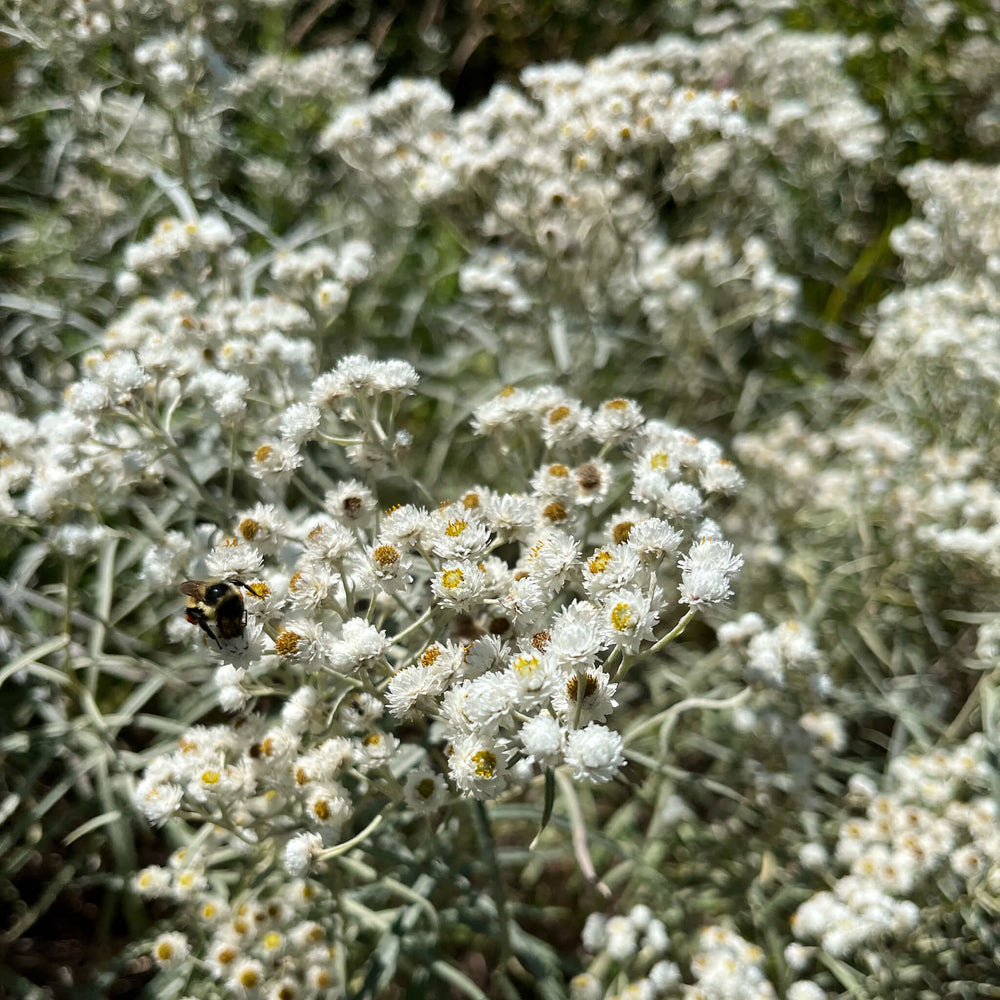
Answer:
[[179, 577, 260, 648]]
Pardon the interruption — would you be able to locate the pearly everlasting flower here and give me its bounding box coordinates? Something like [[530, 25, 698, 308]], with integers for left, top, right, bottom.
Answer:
[[402, 767, 450, 814], [387, 664, 445, 718], [339, 692, 384, 733], [484, 493, 539, 540], [553, 669, 618, 726], [279, 402, 321, 444], [448, 733, 510, 800], [547, 601, 604, 672], [600, 587, 662, 652], [324, 480, 377, 526], [518, 714, 565, 769], [591, 398, 644, 446], [284, 832, 324, 876], [522, 530, 581, 590], [564, 724, 624, 783], [356, 730, 398, 770], [431, 560, 489, 611], [678, 535, 743, 606], [134, 778, 184, 826], [426, 514, 493, 560], [281, 686, 319, 732], [216, 664, 250, 712], [152, 931, 190, 969], [250, 440, 303, 482]]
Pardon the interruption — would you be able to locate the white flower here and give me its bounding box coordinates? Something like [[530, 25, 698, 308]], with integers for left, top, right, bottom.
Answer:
[[600, 587, 661, 652], [324, 479, 377, 525], [519, 715, 565, 770], [279, 402, 321, 444], [284, 831, 324, 876], [678, 536, 743, 606], [523, 529, 580, 590], [426, 514, 493, 560], [625, 517, 684, 561], [402, 767, 450, 814], [152, 931, 190, 969], [583, 545, 643, 599], [591, 397, 644, 445], [547, 602, 604, 672], [387, 664, 443, 718], [448, 733, 510, 800], [564, 724, 624, 783], [215, 664, 249, 712], [134, 778, 183, 826], [530, 462, 578, 502], [553, 668, 618, 726], [305, 783, 352, 828], [333, 618, 389, 671], [484, 493, 539, 540], [134, 866, 171, 897], [431, 560, 489, 611], [356, 730, 398, 770], [581, 912, 607, 952], [461, 671, 517, 735], [282, 686, 319, 731]]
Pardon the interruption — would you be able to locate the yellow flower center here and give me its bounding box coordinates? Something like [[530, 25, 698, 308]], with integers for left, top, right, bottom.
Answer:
[[610, 603, 635, 631], [588, 550, 612, 574], [472, 750, 497, 778]]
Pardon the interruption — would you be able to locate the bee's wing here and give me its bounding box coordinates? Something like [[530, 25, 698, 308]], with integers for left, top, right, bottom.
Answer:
[[179, 580, 204, 598]]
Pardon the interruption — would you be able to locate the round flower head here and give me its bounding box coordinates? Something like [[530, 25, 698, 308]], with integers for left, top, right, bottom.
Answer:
[[402, 767, 450, 814], [151, 931, 190, 969], [552, 668, 618, 726], [521, 529, 580, 591], [519, 714, 565, 770], [432, 560, 489, 611], [380, 503, 433, 548], [356, 729, 398, 770], [460, 671, 517, 735], [541, 399, 591, 448], [484, 492, 539, 541], [600, 587, 662, 653], [426, 512, 493, 560], [505, 650, 559, 710], [387, 664, 443, 719], [363, 539, 413, 593], [583, 544, 643, 599], [279, 401, 321, 445], [448, 733, 510, 800], [284, 831, 324, 876], [624, 516, 683, 562], [338, 691, 383, 732], [496, 574, 548, 633], [250, 440, 302, 483], [530, 462, 578, 502], [565, 724, 624, 783], [591, 397, 644, 446], [324, 479, 376, 526], [573, 459, 612, 506], [547, 601, 604, 672], [678, 535, 743, 607]]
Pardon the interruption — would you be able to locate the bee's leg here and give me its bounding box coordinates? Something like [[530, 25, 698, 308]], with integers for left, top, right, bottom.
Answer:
[[196, 619, 222, 649]]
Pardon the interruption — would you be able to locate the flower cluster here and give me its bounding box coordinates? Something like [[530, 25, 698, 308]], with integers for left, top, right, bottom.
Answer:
[[5, 2, 1000, 997], [790, 734, 996, 971], [135, 371, 745, 841], [137, 848, 342, 999], [571, 904, 677, 1000]]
